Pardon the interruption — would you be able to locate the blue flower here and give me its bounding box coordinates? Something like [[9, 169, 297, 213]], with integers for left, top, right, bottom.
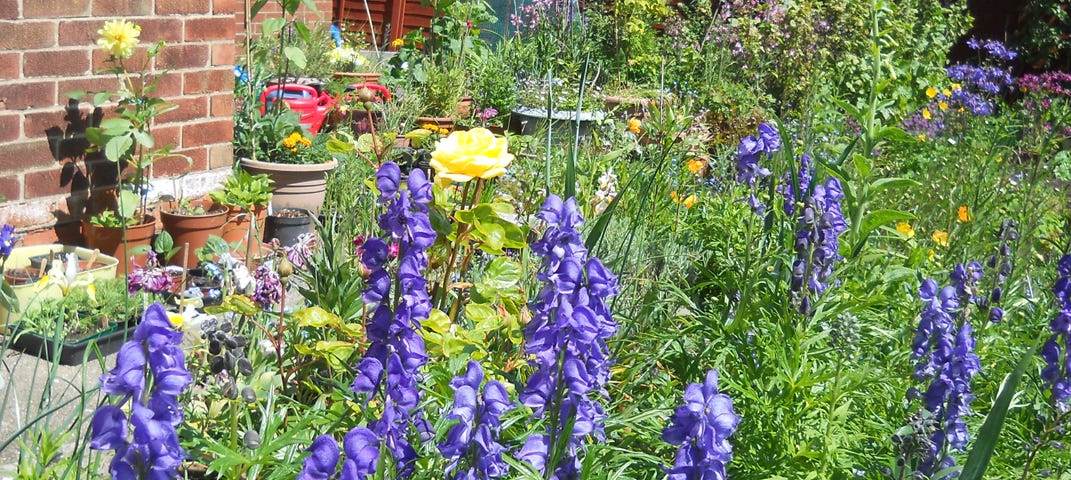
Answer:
[[438, 361, 514, 479], [92, 303, 191, 479], [297, 435, 340, 480], [1042, 255, 1071, 409], [0, 224, 15, 258], [663, 370, 739, 480], [780, 155, 846, 313], [520, 195, 618, 479]]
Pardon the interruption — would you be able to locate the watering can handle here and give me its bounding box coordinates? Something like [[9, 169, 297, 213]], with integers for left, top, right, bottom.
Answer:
[[347, 83, 392, 102]]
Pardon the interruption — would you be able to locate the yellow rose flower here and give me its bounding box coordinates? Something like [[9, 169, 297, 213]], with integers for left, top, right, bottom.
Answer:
[[896, 221, 915, 238], [97, 19, 142, 59], [932, 230, 950, 248], [628, 118, 642, 134], [430, 128, 514, 182]]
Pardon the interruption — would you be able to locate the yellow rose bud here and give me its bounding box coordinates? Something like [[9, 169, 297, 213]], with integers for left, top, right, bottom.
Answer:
[[429, 128, 514, 182]]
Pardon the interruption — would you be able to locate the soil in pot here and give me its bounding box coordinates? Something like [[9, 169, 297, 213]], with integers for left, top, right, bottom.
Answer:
[[264, 208, 313, 248]]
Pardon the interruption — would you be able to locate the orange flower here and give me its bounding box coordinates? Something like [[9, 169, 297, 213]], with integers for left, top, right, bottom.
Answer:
[[686, 159, 704, 175], [957, 205, 971, 222], [627, 118, 642, 134], [932, 230, 950, 248]]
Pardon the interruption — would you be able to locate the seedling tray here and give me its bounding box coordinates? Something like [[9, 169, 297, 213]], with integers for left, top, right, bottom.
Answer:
[[5, 323, 133, 365]]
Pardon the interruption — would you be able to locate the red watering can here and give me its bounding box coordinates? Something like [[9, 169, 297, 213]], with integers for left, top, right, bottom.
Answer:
[[259, 84, 336, 134]]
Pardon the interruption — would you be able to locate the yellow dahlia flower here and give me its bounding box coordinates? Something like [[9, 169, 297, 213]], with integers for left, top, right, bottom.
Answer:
[[97, 20, 141, 59]]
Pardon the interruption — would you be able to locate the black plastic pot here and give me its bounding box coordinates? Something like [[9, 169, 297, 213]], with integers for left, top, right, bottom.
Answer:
[[264, 208, 313, 248], [8, 323, 133, 365]]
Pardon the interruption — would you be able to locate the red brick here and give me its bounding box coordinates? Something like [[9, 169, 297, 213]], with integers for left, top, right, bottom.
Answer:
[[0, 1, 17, 20], [214, 0, 240, 14], [0, 176, 20, 202], [185, 16, 236, 42], [210, 93, 234, 117], [92, 0, 153, 16], [58, 20, 99, 47], [138, 18, 185, 44], [157, 0, 211, 15], [210, 42, 235, 66], [154, 147, 207, 177], [154, 72, 184, 98], [181, 119, 233, 147], [0, 113, 20, 142], [207, 143, 234, 169], [24, 165, 90, 199], [0, 139, 60, 173], [157, 43, 210, 70], [0, 80, 58, 110], [24, 49, 91, 78], [0, 20, 58, 49], [183, 68, 234, 95], [0, 52, 18, 80], [23, 0, 90, 18], [91, 45, 151, 72], [156, 95, 209, 123], [150, 125, 182, 151], [23, 109, 66, 139]]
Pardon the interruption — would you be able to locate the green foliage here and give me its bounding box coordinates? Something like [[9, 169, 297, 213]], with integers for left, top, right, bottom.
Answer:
[[209, 169, 275, 210]]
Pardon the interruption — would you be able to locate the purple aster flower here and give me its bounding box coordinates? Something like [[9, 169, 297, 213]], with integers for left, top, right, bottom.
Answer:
[[662, 370, 739, 480], [520, 195, 618, 479], [438, 361, 514, 479], [91, 303, 190, 479]]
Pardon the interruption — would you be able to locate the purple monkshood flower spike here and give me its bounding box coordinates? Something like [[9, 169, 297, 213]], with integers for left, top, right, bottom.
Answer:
[[90, 303, 191, 479], [297, 435, 340, 480], [909, 275, 981, 477], [0, 223, 15, 258], [339, 162, 436, 479], [438, 361, 514, 479], [1042, 254, 1071, 410], [662, 370, 740, 480], [519, 195, 619, 479], [735, 123, 779, 215]]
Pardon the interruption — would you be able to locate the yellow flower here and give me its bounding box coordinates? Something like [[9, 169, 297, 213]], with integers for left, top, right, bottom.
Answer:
[[421, 123, 439, 131], [97, 19, 142, 59], [932, 230, 950, 248], [957, 205, 971, 222], [686, 159, 704, 175], [682, 194, 698, 209], [896, 221, 915, 238], [627, 118, 642, 134], [168, 313, 185, 329], [922, 108, 932, 120], [943, 89, 951, 96], [951, 83, 962, 92], [430, 128, 514, 182], [282, 132, 309, 151], [917, 134, 926, 142], [925, 87, 937, 99], [928, 249, 937, 262], [938, 101, 948, 111], [391, 38, 405, 48]]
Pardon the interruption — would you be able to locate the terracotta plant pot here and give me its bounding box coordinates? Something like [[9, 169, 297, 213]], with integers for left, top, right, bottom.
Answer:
[[331, 72, 382, 85], [221, 205, 267, 250], [239, 158, 338, 215], [160, 199, 228, 267], [82, 215, 156, 276], [455, 96, 475, 118], [3, 267, 39, 286], [415, 116, 458, 133]]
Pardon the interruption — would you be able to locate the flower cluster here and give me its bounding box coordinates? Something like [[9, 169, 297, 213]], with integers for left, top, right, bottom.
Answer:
[[91, 303, 191, 478], [517, 196, 619, 479], [438, 361, 513, 479], [285, 232, 317, 269], [735, 123, 778, 215], [297, 429, 380, 480], [1018, 71, 1071, 98], [128, 251, 176, 295], [780, 154, 847, 314], [283, 131, 313, 153], [592, 169, 618, 216], [0, 224, 15, 259], [984, 220, 1018, 323], [252, 263, 282, 309], [662, 370, 740, 480], [346, 162, 436, 477], [1041, 255, 1071, 410], [909, 278, 981, 476], [199, 316, 254, 399]]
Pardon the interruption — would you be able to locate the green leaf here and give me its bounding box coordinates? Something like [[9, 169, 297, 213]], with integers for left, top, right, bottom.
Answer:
[[250, 0, 270, 17], [92, 91, 111, 106], [132, 129, 155, 149], [261, 17, 285, 35], [104, 135, 133, 162], [99, 117, 133, 134], [293, 20, 312, 44], [870, 177, 920, 193], [831, 98, 861, 120], [294, 306, 340, 328], [64, 90, 86, 101], [116, 189, 140, 219], [874, 126, 912, 143], [283, 46, 307, 70], [960, 340, 1040, 480], [482, 258, 520, 290], [84, 127, 106, 147], [859, 209, 915, 240], [851, 153, 871, 178]]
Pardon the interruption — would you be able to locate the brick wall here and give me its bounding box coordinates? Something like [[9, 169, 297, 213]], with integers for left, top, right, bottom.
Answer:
[[0, 0, 241, 245], [235, 0, 334, 42]]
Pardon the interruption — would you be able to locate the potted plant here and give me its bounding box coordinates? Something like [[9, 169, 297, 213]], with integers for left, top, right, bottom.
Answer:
[[159, 195, 229, 267], [208, 169, 273, 254], [0, 244, 119, 325], [327, 25, 382, 85], [70, 20, 186, 275], [264, 208, 314, 248]]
